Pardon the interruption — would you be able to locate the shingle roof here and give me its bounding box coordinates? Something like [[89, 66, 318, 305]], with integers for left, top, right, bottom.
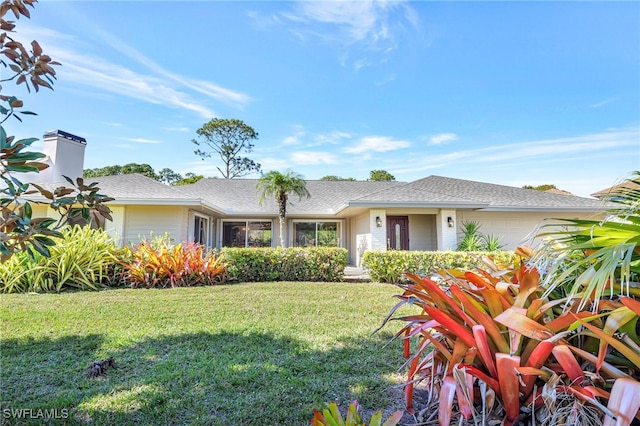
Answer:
[[33, 174, 224, 211], [349, 175, 606, 211], [30, 174, 606, 214], [182, 178, 400, 215]]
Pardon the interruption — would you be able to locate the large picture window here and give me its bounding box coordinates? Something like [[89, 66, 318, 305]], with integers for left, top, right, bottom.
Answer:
[[294, 221, 339, 247], [222, 221, 272, 248]]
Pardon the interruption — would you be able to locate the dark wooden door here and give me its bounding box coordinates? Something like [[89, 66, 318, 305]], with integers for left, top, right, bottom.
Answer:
[[387, 216, 409, 250]]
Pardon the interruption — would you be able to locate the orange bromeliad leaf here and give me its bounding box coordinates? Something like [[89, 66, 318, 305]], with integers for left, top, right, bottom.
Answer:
[[552, 345, 586, 385], [423, 305, 476, 348], [494, 308, 554, 341], [513, 266, 540, 308], [620, 296, 640, 315], [495, 353, 521, 425], [450, 286, 510, 353], [473, 325, 498, 378]]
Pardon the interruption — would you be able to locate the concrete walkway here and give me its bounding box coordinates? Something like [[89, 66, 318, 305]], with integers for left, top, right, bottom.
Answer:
[[343, 266, 371, 282]]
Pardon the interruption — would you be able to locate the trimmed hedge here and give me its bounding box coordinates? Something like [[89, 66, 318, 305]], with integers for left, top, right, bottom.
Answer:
[[222, 247, 348, 282], [361, 250, 516, 283]]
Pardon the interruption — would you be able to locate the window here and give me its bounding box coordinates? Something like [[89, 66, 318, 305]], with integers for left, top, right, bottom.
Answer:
[[193, 214, 209, 246], [294, 221, 339, 247], [222, 220, 272, 247]]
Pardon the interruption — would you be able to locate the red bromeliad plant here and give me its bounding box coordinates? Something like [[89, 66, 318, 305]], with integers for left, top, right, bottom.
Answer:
[[120, 240, 227, 288], [381, 248, 640, 426]]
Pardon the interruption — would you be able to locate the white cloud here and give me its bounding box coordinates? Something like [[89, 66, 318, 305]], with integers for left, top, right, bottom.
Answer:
[[21, 23, 251, 117], [266, 0, 419, 68], [395, 127, 640, 175], [125, 138, 163, 144], [429, 133, 458, 145], [291, 151, 339, 165], [344, 135, 411, 154], [162, 127, 190, 132], [590, 98, 616, 108]]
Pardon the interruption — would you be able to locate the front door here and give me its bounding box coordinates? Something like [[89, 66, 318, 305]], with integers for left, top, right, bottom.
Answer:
[[387, 216, 409, 250]]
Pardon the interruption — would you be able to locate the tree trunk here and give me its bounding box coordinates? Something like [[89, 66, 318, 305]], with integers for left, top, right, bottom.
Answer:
[[278, 215, 285, 247]]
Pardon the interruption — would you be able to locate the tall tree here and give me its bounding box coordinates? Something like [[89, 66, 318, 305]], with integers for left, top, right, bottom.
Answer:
[[369, 170, 395, 181], [192, 118, 261, 179], [256, 170, 310, 247], [158, 168, 183, 185]]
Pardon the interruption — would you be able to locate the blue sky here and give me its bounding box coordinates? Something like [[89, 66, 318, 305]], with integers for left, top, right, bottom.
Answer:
[[6, 1, 639, 197]]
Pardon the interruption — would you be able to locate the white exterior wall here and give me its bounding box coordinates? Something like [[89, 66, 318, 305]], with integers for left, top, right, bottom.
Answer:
[[124, 205, 185, 245], [352, 211, 371, 266], [370, 209, 387, 251], [105, 206, 125, 246], [436, 209, 458, 250], [408, 214, 437, 251], [457, 211, 604, 250]]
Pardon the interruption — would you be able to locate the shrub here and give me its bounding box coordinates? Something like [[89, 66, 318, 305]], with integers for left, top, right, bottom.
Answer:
[[0, 226, 121, 293], [361, 250, 515, 283], [222, 247, 348, 282], [119, 240, 226, 288], [380, 248, 640, 425]]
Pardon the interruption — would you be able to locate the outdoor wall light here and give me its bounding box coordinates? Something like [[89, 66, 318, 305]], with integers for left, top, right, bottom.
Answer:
[[447, 216, 454, 228], [375, 216, 382, 227]]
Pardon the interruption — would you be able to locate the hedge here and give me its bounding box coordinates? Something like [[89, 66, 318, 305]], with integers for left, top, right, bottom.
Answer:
[[222, 247, 348, 282], [361, 250, 516, 283]]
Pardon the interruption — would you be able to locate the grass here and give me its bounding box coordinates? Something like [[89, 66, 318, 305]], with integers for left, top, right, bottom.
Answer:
[[1, 282, 408, 425]]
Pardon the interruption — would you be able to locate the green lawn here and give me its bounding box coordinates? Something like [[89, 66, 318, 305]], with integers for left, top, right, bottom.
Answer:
[[1, 282, 410, 425]]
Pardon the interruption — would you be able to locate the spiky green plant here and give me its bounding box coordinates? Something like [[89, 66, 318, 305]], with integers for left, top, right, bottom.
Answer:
[[0, 226, 120, 293], [533, 171, 640, 309]]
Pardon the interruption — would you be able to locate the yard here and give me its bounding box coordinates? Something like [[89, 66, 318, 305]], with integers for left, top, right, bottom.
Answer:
[[1, 282, 409, 425]]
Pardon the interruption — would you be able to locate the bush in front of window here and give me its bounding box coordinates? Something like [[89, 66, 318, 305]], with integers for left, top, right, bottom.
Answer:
[[361, 250, 515, 283], [222, 247, 348, 282]]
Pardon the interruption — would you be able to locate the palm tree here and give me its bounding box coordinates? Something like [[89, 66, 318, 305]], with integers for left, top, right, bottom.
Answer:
[[256, 170, 311, 247], [533, 171, 640, 309]]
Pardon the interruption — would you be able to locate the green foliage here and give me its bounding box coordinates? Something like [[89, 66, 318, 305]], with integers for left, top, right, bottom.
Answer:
[[361, 249, 515, 283], [523, 184, 558, 191], [320, 175, 356, 181], [222, 247, 348, 282], [119, 239, 227, 288], [533, 171, 640, 307], [192, 117, 260, 179], [368, 170, 395, 181], [157, 167, 182, 185], [83, 163, 160, 180], [256, 170, 311, 247], [0, 226, 121, 293], [457, 220, 505, 251], [174, 172, 204, 186], [311, 400, 402, 426]]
